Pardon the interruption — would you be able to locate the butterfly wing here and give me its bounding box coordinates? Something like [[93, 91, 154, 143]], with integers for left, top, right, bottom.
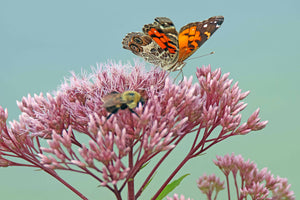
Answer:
[[102, 92, 124, 108], [142, 17, 180, 70], [143, 17, 179, 54], [177, 16, 224, 63], [122, 16, 224, 72], [122, 32, 171, 67]]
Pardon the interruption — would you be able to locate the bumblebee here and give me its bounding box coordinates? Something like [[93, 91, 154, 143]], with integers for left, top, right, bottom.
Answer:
[[102, 91, 144, 119]]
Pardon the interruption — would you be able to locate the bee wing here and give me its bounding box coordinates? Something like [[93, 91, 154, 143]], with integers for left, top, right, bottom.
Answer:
[[102, 93, 124, 108]]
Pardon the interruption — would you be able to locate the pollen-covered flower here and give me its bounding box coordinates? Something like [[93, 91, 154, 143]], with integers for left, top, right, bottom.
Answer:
[[0, 61, 268, 199]]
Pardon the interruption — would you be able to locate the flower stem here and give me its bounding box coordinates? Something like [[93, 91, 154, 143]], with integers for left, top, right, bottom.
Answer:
[[43, 168, 88, 200], [225, 175, 231, 200], [151, 153, 191, 200], [128, 147, 135, 200]]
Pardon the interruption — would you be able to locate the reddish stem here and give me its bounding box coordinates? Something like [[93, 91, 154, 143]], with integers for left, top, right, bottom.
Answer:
[[233, 174, 240, 200], [225, 175, 231, 200], [135, 136, 184, 199], [128, 147, 135, 200], [43, 167, 88, 200], [151, 126, 220, 199], [151, 153, 192, 200]]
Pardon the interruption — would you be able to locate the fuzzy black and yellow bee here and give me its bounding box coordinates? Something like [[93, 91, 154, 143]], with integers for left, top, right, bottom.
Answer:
[[102, 91, 145, 120]]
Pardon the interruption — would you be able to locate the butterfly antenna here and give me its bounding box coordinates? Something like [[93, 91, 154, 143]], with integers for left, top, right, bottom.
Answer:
[[186, 51, 215, 61], [172, 69, 184, 83]]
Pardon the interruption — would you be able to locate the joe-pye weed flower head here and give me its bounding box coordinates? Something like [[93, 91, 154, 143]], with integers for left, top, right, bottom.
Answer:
[[0, 61, 268, 199], [195, 153, 295, 200]]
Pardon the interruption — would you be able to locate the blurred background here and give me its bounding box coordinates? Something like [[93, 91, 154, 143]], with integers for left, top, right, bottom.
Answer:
[[0, 0, 299, 199]]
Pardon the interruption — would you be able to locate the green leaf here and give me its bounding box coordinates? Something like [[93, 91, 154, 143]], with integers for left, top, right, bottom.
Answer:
[[143, 172, 156, 191], [140, 161, 150, 170], [155, 174, 190, 200]]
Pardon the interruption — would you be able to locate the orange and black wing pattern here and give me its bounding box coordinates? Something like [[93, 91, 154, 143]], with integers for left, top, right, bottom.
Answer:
[[122, 16, 224, 72], [142, 17, 180, 69], [177, 16, 224, 63]]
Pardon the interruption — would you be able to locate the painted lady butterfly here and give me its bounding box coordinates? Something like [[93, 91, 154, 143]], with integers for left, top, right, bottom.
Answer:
[[122, 16, 224, 71]]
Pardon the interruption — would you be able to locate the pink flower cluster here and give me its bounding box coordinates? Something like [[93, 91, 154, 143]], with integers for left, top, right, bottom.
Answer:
[[168, 154, 294, 200], [196, 153, 295, 200], [167, 194, 193, 200], [197, 174, 225, 199], [0, 61, 269, 199]]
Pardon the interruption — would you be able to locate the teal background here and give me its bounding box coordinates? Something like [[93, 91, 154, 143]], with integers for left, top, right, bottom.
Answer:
[[0, 0, 299, 199]]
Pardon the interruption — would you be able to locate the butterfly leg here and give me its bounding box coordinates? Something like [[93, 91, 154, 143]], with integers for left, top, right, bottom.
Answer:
[[173, 69, 184, 83]]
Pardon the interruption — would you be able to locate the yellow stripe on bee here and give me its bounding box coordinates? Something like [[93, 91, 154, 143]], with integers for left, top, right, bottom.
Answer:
[[121, 91, 142, 109], [204, 31, 211, 39]]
